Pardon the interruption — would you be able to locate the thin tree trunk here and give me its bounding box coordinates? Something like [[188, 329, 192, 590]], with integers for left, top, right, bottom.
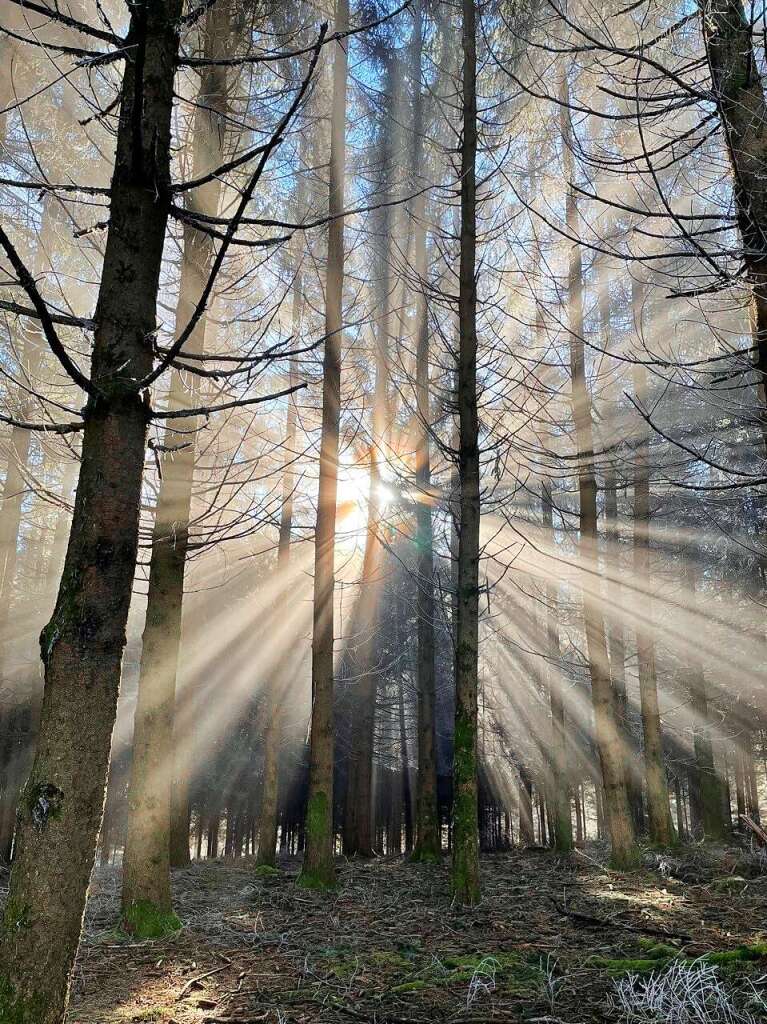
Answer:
[[560, 73, 637, 868], [684, 560, 727, 840], [0, 4, 181, 1018], [541, 484, 573, 851], [256, 350, 301, 867], [410, 4, 440, 864], [451, 0, 481, 905], [632, 305, 674, 846], [518, 768, 534, 845], [300, 0, 349, 890]]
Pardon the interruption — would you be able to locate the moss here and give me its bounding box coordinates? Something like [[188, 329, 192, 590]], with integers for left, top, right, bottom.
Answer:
[[608, 844, 642, 871], [451, 788, 480, 903], [711, 876, 748, 891], [440, 952, 542, 992], [305, 790, 329, 846], [298, 791, 335, 890], [593, 942, 767, 977], [636, 939, 680, 959], [316, 953, 358, 981], [391, 980, 427, 993], [370, 951, 412, 969], [2, 897, 31, 933], [703, 943, 767, 965], [0, 976, 46, 1024], [253, 864, 280, 878], [590, 955, 671, 976], [297, 870, 336, 891], [121, 900, 181, 940]]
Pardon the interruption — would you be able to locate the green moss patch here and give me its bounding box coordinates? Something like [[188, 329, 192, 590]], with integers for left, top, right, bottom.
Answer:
[[121, 900, 182, 940], [254, 864, 280, 878], [0, 976, 45, 1024], [296, 870, 336, 891], [592, 940, 767, 976]]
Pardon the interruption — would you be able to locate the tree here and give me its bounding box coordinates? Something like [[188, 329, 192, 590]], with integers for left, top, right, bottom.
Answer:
[[410, 0, 441, 864], [300, 0, 350, 891], [451, 0, 481, 905], [0, 4, 183, 1017], [560, 69, 638, 869], [121, 0, 235, 933]]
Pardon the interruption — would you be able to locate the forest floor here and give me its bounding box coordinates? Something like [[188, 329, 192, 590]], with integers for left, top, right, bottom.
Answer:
[[3, 844, 767, 1023]]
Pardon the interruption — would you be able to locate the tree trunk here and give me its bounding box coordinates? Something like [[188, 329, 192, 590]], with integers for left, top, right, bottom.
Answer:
[[632, 311, 674, 847], [518, 768, 534, 846], [397, 670, 414, 854], [300, 0, 349, 890], [541, 485, 573, 851], [256, 363, 301, 868], [684, 561, 727, 840], [451, 0, 481, 905], [560, 73, 638, 869], [0, 4, 181, 1018], [122, 1, 232, 924], [410, 3, 440, 866]]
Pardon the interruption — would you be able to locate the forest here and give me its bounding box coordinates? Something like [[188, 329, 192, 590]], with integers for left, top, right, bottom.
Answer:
[[1, 0, 767, 1022]]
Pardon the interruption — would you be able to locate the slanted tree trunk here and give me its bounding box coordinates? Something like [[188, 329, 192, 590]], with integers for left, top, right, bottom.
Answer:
[[632, 296, 674, 847], [451, 0, 481, 905], [698, 0, 767, 453], [300, 0, 350, 890], [541, 484, 573, 851], [121, 1, 233, 926], [560, 72, 638, 869], [0, 4, 181, 1019]]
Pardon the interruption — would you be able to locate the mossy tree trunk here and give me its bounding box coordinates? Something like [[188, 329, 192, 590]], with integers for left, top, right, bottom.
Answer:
[[121, 1, 233, 929], [0, 3, 181, 1019], [560, 71, 638, 870], [300, 0, 350, 891], [451, 0, 481, 906]]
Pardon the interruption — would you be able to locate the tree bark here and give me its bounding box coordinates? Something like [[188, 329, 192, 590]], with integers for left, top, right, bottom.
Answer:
[[122, 1, 233, 924], [451, 0, 481, 905], [300, 0, 350, 890], [0, 4, 181, 1019]]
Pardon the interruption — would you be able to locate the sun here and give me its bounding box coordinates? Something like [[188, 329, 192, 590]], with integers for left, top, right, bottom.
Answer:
[[335, 458, 394, 550]]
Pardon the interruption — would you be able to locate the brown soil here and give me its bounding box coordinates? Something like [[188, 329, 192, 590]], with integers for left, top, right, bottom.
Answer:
[[6, 846, 767, 1023]]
